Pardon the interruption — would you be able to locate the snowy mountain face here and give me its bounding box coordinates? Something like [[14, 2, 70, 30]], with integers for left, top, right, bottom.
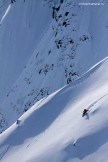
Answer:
[[0, 0, 108, 133], [0, 0, 51, 102], [0, 0, 108, 161], [0, 57, 108, 162]]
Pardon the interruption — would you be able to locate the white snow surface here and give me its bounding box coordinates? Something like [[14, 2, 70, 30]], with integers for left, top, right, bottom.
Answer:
[[0, 0, 108, 132], [0, 56, 108, 162]]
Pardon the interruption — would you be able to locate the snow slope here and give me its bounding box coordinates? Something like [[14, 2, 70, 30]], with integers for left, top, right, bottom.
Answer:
[[0, 0, 51, 102], [0, 57, 108, 162], [1, 0, 108, 132]]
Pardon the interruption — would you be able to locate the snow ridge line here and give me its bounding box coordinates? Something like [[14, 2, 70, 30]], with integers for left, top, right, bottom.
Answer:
[[69, 56, 108, 87], [0, 4, 11, 24], [51, 56, 108, 98]]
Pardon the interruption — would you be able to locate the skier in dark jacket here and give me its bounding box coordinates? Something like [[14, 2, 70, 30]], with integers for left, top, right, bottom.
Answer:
[[82, 109, 88, 117]]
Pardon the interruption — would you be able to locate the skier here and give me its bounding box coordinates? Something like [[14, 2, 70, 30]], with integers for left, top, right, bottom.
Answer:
[[82, 109, 88, 117]]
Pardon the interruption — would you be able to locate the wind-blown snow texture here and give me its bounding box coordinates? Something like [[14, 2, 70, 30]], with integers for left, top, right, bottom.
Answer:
[[0, 56, 108, 162]]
